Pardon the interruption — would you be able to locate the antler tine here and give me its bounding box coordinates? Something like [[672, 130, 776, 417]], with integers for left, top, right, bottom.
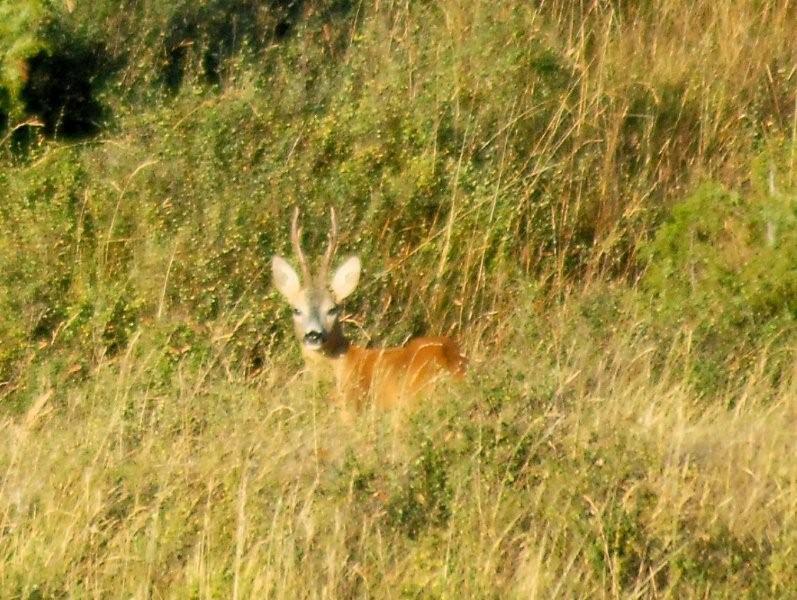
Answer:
[[319, 207, 338, 280], [290, 207, 311, 281]]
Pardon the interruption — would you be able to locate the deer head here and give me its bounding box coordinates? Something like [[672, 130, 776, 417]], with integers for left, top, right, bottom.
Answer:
[[271, 208, 361, 354]]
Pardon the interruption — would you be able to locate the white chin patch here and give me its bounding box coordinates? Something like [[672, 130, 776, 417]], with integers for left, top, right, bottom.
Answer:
[[303, 340, 323, 351]]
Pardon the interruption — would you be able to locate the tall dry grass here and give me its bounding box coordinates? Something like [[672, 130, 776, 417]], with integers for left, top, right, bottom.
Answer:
[[1, 304, 794, 597]]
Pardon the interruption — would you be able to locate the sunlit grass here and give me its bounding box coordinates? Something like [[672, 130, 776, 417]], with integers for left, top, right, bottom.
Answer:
[[1, 304, 795, 597]]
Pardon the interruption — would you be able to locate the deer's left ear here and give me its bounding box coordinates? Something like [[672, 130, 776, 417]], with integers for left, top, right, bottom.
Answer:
[[330, 256, 361, 301]]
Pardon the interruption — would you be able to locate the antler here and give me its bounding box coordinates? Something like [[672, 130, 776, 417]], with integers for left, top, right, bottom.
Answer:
[[319, 207, 338, 281], [290, 207, 311, 281]]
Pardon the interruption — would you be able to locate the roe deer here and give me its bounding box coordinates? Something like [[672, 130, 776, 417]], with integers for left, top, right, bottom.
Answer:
[[272, 208, 465, 410]]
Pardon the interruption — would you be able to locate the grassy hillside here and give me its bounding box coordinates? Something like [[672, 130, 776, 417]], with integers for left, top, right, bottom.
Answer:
[[1, 0, 795, 597]]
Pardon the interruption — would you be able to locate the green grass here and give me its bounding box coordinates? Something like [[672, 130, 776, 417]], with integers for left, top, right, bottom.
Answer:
[[1, 0, 796, 597]]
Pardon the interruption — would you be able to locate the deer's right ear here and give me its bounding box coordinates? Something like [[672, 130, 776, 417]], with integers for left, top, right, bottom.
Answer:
[[272, 256, 301, 301]]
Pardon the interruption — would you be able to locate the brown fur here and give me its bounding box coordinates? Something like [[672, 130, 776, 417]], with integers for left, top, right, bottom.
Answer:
[[333, 336, 466, 409]]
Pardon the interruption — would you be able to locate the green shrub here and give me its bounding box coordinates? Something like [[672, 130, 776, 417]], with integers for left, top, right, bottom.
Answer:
[[388, 439, 451, 539], [640, 170, 796, 394], [0, 0, 48, 121]]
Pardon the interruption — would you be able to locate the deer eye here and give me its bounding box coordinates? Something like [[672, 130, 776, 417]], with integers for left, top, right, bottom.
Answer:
[[292, 308, 302, 316], [327, 306, 339, 316]]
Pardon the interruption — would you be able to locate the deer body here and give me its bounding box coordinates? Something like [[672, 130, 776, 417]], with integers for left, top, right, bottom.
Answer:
[[313, 335, 465, 410], [272, 209, 465, 410]]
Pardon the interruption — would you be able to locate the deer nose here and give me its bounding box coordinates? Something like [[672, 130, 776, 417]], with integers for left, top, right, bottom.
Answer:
[[304, 331, 325, 345]]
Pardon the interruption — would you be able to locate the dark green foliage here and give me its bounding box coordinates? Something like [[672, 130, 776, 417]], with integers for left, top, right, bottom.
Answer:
[[0, 2, 115, 142], [620, 81, 701, 180], [671, 523, 776, 594], [388, 439, 451, 539], [158, 0, 298, 89], [101, 294, 139, 356], [640, 179, 796, 395], [584, 495, 659, 590], [20, 20, 112, 138]]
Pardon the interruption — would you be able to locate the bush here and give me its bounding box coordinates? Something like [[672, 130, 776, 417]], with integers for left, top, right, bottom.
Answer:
[[640, 166, 796, 394], [1, 1, 112, 142]]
